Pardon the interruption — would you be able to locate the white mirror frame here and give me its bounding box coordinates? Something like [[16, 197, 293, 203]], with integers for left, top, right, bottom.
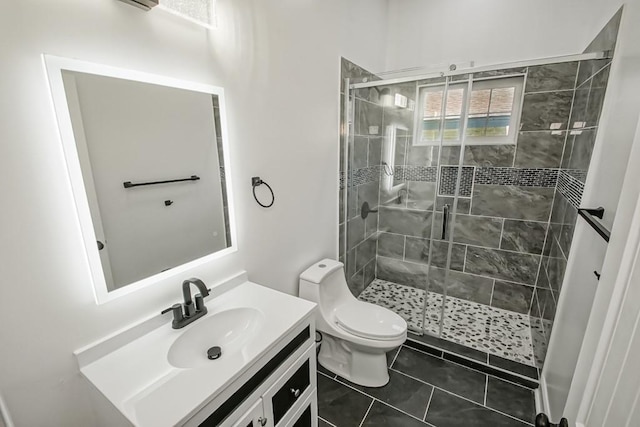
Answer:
[[43, 55, 237, 304]]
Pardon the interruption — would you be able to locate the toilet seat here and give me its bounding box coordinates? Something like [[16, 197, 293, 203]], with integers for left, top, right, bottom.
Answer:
[[334, 301, 406, 341]]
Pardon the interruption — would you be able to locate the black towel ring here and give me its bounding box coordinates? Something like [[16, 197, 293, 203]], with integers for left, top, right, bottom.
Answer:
[[251, 176, 275, 208]]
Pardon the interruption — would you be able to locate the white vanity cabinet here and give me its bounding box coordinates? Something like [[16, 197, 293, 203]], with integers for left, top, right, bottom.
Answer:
[[75, 280, 318, 427], [188, 324, 318, 427]]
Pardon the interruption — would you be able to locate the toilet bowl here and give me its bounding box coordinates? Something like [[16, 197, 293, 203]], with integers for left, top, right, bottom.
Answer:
[[299, 259, 407, 387]]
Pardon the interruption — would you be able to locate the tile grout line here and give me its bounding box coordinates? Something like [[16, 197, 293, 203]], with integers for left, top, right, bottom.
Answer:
[[389, 346, 401, 368], [331, 375, 433, 426], [423, 387, 435, 422], [387, 368, 534, 426], [318, 416, 337, 427], [484, 375, 489, 406], [357, 400, 374, 427], [399, 345, 536, 389]]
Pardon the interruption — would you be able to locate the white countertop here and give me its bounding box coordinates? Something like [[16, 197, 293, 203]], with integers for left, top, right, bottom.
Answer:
[[76, 280, 316, 427]]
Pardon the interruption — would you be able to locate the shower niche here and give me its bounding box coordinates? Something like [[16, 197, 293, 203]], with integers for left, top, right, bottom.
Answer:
[[339, 53, 613, 375]]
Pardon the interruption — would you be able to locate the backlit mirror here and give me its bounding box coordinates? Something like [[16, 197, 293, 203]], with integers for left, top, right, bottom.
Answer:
[[45, 56, 236, 303]]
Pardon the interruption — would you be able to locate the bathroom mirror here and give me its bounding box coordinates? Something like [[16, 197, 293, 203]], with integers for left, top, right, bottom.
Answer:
[[45, 56, 236, 304]]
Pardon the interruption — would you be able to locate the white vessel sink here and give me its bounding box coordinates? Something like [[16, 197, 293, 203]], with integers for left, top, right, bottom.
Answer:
[[168, 307, 264, 369]]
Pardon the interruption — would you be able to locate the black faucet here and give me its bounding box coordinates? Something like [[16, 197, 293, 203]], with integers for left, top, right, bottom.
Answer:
[[161, 278, 211, 329]]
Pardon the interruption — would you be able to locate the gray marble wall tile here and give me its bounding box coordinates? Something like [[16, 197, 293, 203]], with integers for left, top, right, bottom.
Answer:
[[530, 290, 541, 318], [347, 216, 365, 250], [353, 136, 368, 169], [357, 180, 380, 213], [347, 186, 358, 218], [381, 184, 407, 207], [547, 247, 567, 293], [356, 100, 383, 136], [567, 129, 596, 172], [501, 220, 547, 254], [440, 146, 462, 165], [347, 248, 356, 278], [378, 207, 433, 238], [407, 144, 440, 167], [452, 214, 502, 248], [394, 136, 408, 166], [577, 59, 611, 87], [492, 281, 534, 314], [348, 268, 365, 297], [568, 86, 589, 130], [537, 288, 556, 322], [369, 137, 383, 167], [364, 259, 376, 289], [404, 236, 430, 264], [378, 232, 404, 259], [559, 210, 577, 256], [471, 185, 554, 221], [365, 212, 378, 239], [356, 236, 377, 271], [429, 240, 466, 271], [407, 181, 437, 210], [436, 196, 471, 214], [376, 256, 429, 289], [586, 77, 609, 126], [428, 268, 494, 305], [520, 91, 573, 131], [465, 247, 540, 285], [525, 62, 578, 92], [514, 131, 565, 168], [536, 263, 551, 290], [584, 7, 622, 54], [463, 145, 515, 167], [339, 188, 345, 225]]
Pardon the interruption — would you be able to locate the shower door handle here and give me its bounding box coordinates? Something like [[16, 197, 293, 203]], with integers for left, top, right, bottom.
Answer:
[[442, 204, 449, 240]]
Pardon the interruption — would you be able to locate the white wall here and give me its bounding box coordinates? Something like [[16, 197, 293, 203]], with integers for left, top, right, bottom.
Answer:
[[384, 0, 609, 73], [0, 0, 387, 425]]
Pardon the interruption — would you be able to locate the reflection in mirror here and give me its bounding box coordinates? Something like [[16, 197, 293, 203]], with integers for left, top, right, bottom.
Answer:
[[46, 57, 235, 303]]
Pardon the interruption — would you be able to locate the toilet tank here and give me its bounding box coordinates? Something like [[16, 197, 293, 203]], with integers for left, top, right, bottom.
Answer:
[[299, 259, 353, 306]]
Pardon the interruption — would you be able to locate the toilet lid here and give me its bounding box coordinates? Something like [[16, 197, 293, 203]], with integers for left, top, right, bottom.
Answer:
[[334, 301, 407, 340]]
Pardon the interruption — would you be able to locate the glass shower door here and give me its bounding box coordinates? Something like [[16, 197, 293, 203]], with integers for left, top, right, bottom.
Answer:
[[413, 77, 470, 338]]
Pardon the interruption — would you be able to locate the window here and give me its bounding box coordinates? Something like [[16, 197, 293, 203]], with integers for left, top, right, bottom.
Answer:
[[416, 76, 523, 145]]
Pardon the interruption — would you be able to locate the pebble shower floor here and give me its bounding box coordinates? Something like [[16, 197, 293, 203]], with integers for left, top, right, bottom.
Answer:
[[358, 279, 537, 366]]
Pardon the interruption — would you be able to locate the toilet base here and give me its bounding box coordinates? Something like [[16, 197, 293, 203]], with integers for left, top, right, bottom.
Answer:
[[318, 333, 391, 388]]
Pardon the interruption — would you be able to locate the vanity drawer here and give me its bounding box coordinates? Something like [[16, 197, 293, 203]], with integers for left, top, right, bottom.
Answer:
[[263, 345, 315, 427], [283, 390, 317, 427], [272, 360, 309, 424]]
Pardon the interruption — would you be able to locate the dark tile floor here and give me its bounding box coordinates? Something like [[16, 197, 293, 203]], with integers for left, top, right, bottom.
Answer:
[[316, 344, 536, 427]]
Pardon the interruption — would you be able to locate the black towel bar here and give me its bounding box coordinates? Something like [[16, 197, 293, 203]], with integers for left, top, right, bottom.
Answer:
[[123, 175, 200, 188]]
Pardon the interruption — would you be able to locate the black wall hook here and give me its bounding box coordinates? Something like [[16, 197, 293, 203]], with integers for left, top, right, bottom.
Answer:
[[251, 176, 275, 208]]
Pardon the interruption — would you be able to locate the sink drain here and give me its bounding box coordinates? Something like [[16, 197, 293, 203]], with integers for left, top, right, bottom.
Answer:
[[207, 346, 222, 360]]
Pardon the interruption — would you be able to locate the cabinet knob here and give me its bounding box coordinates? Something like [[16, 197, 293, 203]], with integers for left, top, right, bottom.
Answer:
[[290, 388, 301, 398], [258, 417, 267, 426]]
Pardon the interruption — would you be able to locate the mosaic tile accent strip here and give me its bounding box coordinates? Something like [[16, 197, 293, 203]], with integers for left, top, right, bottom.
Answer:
[[393, 165, 438, 182], [438, 166, 474, 197], [557, 170, 585, 209], [359, 279, 536, 366], [348, 165, 382, 187], [564, 169, 588, 182], [475, 167, 559, 187]]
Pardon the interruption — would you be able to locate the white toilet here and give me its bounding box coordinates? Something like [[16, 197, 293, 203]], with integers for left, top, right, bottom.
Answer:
[[299, 258, 407, 387]]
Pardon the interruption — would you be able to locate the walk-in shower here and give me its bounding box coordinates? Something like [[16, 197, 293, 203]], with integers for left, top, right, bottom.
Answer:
[[339, 52, 613, 377]]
